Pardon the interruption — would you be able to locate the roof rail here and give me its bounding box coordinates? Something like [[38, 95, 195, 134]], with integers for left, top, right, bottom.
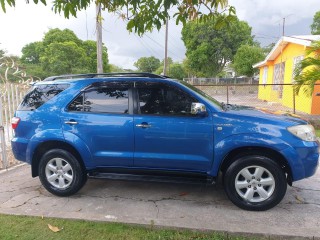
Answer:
[[43, 72, 168, 81]]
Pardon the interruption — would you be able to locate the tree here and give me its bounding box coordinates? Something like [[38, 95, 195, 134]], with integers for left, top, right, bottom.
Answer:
[[169, 63, 187, 80], [294, 40, 320, 96], [155, 61, 187, 80], [21, 63, 47, 79], [20, 28, 110, 77], [181, 16, 253, 77], [42, 28, 82, 47], [82, 40, 110, 73], [109, 64, 125, 72], [311, 11, 320, 35], [21, 42, 43, 64], [155, 57, 174, 75], [233, 45, 265, 76], [160, 57, 173, 67], [0, 0, 235, 35], [134, 56, 160, 73], [0, 48, 4, 57], [41, 41, 89, 75]]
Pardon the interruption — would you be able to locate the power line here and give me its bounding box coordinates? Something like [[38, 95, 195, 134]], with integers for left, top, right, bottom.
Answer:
[[120, 16, 184, 61], [158, 28, 186, 53], [143, 33, 184, 61], [133, 34, 162, 59], [252, 32, 278, 39]]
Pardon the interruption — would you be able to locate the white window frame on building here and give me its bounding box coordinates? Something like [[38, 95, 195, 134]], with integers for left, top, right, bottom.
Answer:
[[272, 62, 285, 91], [292, 55, 304, 83], [262, 66, 268, 84]]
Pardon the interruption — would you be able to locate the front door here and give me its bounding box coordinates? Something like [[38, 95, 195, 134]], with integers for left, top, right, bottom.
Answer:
[[133, 82, 213, 172]]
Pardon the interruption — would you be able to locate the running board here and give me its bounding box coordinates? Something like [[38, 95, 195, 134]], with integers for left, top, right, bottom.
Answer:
[[88, 172, 216, 185]]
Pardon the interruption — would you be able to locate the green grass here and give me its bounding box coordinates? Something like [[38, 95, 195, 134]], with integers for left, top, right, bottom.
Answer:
[[316, 129, 320, 137], [0, 214, 256, 240]]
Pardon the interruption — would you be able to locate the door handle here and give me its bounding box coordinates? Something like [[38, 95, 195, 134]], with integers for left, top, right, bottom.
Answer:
[[136, 123, 152, 128], [64, 120, 78, 125]]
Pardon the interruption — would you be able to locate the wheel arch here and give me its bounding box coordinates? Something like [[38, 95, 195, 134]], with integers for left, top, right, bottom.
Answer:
[[219, 146, 293, 186], [31, 140, 86, 177]]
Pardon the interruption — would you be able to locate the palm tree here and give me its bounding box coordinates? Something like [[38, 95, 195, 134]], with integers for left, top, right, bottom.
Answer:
[[294, 40, 320, 96]]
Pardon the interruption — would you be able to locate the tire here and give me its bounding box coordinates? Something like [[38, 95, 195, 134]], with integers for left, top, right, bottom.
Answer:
[[224, 155, 287, 211], [38, 149, 87, 197]]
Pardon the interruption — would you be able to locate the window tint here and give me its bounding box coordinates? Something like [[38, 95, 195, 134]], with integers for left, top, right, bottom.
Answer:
[[68, 87, 129, 114], [18, 84, 69, 111], [179, 81, 221, 108], [137, 83, 197, 116]]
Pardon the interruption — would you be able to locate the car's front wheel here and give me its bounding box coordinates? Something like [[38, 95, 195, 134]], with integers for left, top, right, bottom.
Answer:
[[39, 149, 87, 196], [224, 155, 287, 211]]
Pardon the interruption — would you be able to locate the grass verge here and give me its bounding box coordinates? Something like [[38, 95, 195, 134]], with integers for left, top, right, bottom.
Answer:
[[0, 214, 255, 240]]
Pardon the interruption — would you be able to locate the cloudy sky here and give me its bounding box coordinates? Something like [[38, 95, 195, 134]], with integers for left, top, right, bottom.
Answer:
[[0, 0, 318, 69]]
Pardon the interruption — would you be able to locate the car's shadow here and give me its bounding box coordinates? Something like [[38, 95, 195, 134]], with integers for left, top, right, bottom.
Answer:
[[77, 177, 231, 206]]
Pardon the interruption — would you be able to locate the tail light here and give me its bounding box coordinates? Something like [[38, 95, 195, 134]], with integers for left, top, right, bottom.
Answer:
[[11, 117, 20, 130]]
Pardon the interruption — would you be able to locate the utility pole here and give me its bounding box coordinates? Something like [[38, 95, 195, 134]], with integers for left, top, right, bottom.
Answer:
[[279, 17, 286, 99], [96, 2, 103, 73], [163, 19, 169, 75]]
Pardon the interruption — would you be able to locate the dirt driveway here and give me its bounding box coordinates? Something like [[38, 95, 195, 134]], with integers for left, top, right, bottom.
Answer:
[[0, 164, 320, 239]]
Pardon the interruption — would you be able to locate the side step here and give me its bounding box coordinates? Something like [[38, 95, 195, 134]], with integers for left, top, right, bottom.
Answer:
[[88, 172, 216, 185]]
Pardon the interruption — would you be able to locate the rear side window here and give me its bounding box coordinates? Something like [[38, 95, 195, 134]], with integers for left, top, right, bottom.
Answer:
[[18, 84, 69, 111], [68, 83, 130, 114]]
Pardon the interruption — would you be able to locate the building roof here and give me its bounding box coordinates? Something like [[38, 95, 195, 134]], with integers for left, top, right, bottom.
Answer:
[[253, 35, 320, 68]]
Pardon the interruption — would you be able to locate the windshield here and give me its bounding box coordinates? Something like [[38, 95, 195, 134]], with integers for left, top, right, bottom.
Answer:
[[179, 80, 222, 109]]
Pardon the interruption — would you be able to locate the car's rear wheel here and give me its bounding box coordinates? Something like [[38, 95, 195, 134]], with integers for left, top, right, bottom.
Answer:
[[224, 155, 287, 211], [39, 149, 87, 196]]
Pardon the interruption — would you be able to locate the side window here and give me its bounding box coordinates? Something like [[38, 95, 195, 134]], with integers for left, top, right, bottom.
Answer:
[[137, 83, 197, 116], [272, 62, 285, 90], [18, 84, 69, 111], [68, 87, 129, 114], [262, 67, 268, 84], [292, 55, 304, 83], [68, 94, 84, 112]]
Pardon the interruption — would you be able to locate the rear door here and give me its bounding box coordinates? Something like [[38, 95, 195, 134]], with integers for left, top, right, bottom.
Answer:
[[133, 81, 214, 172], [61, 81, 134, 167]]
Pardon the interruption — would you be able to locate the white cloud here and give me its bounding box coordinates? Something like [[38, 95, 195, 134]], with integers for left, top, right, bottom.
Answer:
[[231, 0, 318, 26], [229, 0, 318, 46]]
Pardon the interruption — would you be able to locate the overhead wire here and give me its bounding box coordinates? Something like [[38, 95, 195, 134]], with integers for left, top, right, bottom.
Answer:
[[118, 15, 185, 62], [142, 33, 184, 61], [132, 34, 167, 72], [97, 10, 187, 68], [133, 34, 162, 59]]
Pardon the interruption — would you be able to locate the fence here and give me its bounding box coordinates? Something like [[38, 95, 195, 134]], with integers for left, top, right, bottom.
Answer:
[[0, 55, 36, 169], [184, 77, 255, 85], [184, 79, 320, 123], [0, 83, 28, 169]]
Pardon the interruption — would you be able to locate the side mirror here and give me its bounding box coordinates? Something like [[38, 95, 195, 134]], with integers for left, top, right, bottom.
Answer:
[[191, 102, 207, 116]]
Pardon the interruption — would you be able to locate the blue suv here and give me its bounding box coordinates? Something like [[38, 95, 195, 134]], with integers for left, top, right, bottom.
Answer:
[[11, 73, 319, 211]]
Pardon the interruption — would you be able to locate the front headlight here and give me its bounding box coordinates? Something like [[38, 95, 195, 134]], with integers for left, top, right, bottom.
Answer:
[[287, 125, 317, 142]]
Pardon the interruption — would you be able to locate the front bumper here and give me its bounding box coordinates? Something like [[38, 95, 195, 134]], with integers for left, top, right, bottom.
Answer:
[[281, 140, 319, 182]]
